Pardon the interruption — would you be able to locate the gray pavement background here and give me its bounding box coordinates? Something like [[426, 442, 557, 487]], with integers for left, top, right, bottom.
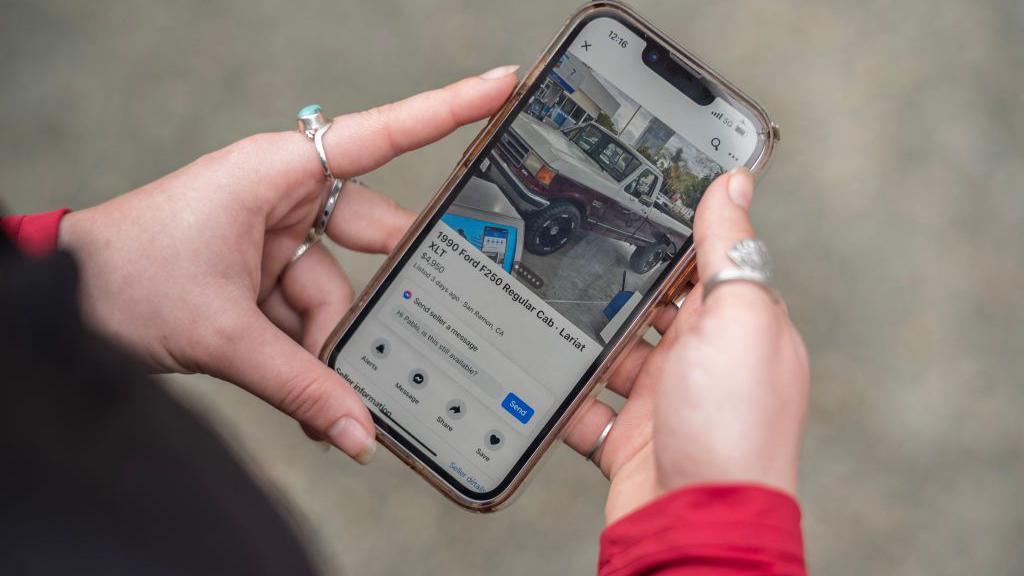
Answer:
[[3, 1, 1023, 574]]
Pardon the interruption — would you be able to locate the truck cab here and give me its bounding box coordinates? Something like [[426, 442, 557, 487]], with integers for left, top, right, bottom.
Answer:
[[487, 116, 693, 274]]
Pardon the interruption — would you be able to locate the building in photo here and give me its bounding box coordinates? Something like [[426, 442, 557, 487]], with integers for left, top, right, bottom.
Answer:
[[526, 53, 621, 130]]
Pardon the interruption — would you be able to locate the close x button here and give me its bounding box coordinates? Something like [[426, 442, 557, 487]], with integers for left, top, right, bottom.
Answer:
[[501, 392, 535, 424]]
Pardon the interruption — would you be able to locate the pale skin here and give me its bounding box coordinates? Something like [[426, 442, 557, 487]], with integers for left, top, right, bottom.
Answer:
[[59, 65, 808, 524]]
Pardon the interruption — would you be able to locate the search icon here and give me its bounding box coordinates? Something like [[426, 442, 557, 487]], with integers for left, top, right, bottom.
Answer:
[[710, 137, 721, 151]]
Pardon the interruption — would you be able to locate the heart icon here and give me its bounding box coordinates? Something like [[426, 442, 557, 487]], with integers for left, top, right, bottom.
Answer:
[[484, 430, 504, 450]]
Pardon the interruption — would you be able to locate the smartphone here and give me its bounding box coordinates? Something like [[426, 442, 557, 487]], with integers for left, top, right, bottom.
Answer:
[[321, 0, 779, 511]]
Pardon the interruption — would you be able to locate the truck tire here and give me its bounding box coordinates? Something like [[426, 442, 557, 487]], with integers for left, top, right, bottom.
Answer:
[[629, 242, 669, 275], [524, 203, 581, 256]]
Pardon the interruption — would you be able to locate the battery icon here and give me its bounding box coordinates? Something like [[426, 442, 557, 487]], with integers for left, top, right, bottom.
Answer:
[[734, 125, 746, 136]]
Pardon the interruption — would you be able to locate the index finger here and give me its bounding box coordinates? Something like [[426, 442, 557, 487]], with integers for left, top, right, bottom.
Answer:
[[320, 67, 519, 178], [220, 67, 518, 204], [295, 69, 518, 253]]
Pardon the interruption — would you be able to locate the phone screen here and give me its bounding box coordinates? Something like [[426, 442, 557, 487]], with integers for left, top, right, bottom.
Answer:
[[328, 14, 763, 499]]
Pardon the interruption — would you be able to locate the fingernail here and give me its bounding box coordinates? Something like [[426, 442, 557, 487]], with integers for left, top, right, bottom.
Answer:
[[326, 417, 376, 465], [480, 64, 520, 80], [727, 166, 753, 209]]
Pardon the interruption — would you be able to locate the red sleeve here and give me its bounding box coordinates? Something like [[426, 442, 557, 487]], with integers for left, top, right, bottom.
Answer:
[[1, 209, 71, 257], [598, 485, 806, 576]]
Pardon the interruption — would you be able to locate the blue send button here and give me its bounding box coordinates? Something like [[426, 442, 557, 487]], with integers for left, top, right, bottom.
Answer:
[[501, 393, 535, 424]]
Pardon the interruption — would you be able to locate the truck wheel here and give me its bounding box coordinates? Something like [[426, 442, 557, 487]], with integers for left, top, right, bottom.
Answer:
[[629, 242, 669, 274], [525, 203, 581, 255]]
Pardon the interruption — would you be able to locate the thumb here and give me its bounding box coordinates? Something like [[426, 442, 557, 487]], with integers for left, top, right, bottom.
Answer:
[[208, 310, 376, 464], [693, 167, 757, 284]]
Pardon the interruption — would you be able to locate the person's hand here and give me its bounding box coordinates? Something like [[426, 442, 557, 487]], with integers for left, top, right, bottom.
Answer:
[[58, 65, 520, 464], [563, 168, 809, 524]]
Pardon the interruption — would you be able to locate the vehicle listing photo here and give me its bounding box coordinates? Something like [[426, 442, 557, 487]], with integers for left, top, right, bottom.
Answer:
[[474, 49, 724, 343]]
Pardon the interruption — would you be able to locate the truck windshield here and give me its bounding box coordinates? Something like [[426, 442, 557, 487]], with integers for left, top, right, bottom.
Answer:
[[568, 124, 641, 182]]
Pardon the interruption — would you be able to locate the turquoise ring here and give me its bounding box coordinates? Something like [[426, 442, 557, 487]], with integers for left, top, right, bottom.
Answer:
[[297, 104, 333, 180]]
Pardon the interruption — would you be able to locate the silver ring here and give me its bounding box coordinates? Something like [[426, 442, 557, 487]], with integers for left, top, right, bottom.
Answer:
[[702, 238, 778, 303], [290, 105, 342, 266], [314, 177, 345, 238], [585, 416, 615, 463], [291, 229, 321, 264], [291, 177, 346, 264], [297, 104, 334, 180]]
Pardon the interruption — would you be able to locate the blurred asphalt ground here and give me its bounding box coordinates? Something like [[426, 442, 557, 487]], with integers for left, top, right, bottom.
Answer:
[[2, 1, 1023, 574]]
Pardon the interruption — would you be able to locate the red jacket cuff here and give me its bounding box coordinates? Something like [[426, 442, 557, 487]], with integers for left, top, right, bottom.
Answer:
[[599, 484, 806, 576], [1, 209, 71, 257]]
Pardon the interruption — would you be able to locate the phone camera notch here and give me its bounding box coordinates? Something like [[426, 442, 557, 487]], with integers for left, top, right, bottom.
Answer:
[[643, 46, 661, 64], [642, 43, 714, 106]]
